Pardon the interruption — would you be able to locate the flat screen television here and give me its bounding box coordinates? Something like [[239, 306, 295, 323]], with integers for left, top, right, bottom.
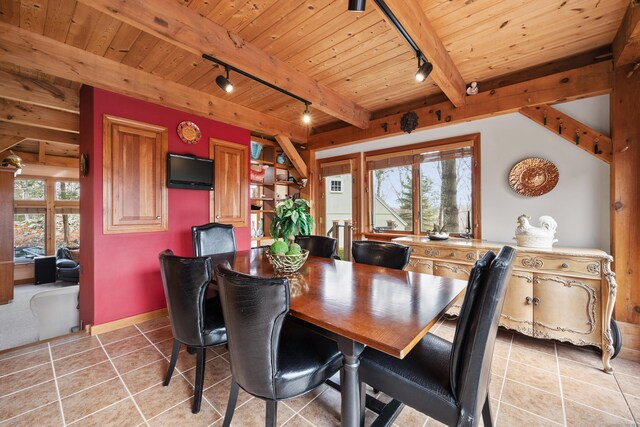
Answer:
[[167, 153, 214, 190]]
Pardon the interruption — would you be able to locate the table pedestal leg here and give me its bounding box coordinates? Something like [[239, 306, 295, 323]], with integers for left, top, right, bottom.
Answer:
[[338, 338, 364, 427]]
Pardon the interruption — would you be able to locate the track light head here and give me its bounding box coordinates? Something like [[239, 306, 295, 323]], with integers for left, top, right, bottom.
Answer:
[[216, 66, 233, 93], [415, 59, 433, 82], [348, 0, 366, 12], [302, 102, 312, 124]]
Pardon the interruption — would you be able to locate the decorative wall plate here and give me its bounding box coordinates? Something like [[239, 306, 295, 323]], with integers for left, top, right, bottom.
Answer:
[[509, 158, 559, 197], [177, 121, 201, 144]]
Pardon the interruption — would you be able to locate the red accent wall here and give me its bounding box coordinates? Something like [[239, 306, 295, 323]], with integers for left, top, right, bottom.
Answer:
[[79, 87, 251, 326]]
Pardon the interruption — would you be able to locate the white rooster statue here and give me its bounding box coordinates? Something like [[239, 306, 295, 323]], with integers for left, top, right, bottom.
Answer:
[[514, 214, 558, 248]]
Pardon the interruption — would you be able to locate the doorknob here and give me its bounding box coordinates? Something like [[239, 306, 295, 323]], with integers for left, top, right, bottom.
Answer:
[[533, 297, 540, 306], [525, 296, 532, 305]]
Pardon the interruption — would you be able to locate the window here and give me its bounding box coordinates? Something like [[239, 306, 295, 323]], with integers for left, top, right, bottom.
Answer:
[[55, 213, 80, 249], [14, 213, 46, 261], [56, 181, 80, 201], [14, 179, 45, 200], [329, 178, 343, 193], [366, 135, 480, 237]]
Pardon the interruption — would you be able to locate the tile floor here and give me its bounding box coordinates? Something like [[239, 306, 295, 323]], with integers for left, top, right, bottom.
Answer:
[[0, 316, 638, 427]]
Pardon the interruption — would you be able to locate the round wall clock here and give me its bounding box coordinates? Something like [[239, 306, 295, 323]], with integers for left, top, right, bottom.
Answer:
[[177, 121, 201, 144], [509, 158, 559, 197]]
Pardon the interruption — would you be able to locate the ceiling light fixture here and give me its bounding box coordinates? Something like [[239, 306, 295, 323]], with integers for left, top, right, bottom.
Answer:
[[302, 102, 312, 124], [415, 56, 433, 82], [348, 0, 366, 12], [216, 65, 233, 93]]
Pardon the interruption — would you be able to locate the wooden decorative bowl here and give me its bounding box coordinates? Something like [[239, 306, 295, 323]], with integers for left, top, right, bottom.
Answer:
[[266, 250, 309, 274]]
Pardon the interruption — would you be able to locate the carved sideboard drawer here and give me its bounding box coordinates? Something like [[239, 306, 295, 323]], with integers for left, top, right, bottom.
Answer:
[[516, 253, 602, 278], [414, 245, 477, 263], [406, 257, 433, 274]]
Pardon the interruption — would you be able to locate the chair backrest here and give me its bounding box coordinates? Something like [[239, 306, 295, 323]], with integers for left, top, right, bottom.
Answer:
[[452, 246, 516, 425], [215, 264, 290, 400], [192, 223, 236, 256], [158, 249, 212, 347], [294, 235, 337, 259], [351, 240, 411, 270]]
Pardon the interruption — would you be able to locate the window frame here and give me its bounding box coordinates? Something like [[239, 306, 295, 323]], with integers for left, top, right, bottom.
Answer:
[[364, 134, 481, 238], [329, 178, 343, 193]]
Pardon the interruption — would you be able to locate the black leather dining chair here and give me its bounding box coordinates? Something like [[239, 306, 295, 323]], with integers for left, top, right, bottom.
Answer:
[[294, 235, 338, 259], [358, 247, 516, 427], [192, 222, 236, 256], [158, 250, 227, 414], [215, 264, 343, 427], [351, 240, 411, 270]]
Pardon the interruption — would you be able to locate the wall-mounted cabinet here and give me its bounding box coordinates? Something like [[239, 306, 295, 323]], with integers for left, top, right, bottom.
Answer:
[[103, 115, 168, 234], [211, 138, 249, 227]]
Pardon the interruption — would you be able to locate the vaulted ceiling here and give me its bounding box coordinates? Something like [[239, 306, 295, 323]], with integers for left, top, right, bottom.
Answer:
[[0, 0, 631, 157]]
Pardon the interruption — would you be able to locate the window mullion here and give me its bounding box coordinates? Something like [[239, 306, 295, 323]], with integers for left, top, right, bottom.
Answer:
[[412, 163, 421, 234]]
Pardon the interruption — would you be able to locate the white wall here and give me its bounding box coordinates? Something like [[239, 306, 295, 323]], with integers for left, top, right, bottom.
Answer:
[[317, 96, 611, 251]]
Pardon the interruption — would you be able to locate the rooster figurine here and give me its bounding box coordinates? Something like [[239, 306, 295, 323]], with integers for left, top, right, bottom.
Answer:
[[514, 214, 558, 248]]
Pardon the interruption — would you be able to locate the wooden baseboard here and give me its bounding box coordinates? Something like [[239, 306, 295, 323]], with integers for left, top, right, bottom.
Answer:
[[0, 330, 85, 356], [88, 308, 168, 336], [618, 320, 640, 353]]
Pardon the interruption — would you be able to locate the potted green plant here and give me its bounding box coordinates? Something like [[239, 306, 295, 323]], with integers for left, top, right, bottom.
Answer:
[[269, 198, 314, 243]]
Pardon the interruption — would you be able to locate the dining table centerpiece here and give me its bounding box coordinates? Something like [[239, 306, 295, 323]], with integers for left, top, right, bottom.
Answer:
[[266, 198, 314, 274]]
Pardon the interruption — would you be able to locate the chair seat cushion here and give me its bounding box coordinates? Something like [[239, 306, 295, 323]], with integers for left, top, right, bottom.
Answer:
[[359, 333, 459, 426], [57, 259, 77, 269], [203, 296, 227, 346], [274, 318, 343, 400]]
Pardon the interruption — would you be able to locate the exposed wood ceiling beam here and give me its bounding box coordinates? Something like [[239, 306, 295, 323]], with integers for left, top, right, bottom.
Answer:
[[0, 23, 308, 142], [379, 0, 466, 107], [0, 98, 79, 133], [274, 135, 308, 179], [11, 150, 79, 168], [309, 61, 612, 150], [0, 69, 80, 113], [520, 105, 612, 163], [78, 0, 372, 129], [0, 122, 79, 146], [613, 1, 640, 66], [0, 136, 25, 154]]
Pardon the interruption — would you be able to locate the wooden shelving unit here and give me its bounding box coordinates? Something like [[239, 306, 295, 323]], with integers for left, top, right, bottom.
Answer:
[[249, 138, 300, 247]]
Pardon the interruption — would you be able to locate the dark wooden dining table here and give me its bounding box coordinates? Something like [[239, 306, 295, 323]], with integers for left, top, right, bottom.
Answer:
[[209, 248, 467, 427]]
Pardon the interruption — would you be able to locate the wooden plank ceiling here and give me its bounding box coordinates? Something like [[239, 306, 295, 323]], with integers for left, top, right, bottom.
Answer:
[[0, 0, 629, 138]]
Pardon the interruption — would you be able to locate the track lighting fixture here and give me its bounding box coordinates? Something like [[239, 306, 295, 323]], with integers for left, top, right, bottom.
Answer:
[[216, 65, 233, 93], [348, 0, 366, 12], [302, 102, 312, 124], [415, 56, 433, 82]]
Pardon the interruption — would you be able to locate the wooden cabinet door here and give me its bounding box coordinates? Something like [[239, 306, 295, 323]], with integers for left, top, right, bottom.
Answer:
[[211, 139, 248, 227], [533, 275, 601, 346], [103, 115, 168, 234], [500, 271, 534, 335]]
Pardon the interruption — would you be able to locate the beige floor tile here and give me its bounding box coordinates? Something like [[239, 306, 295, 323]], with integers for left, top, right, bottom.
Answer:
[[71, 398, 143, 427], [122, 358, 170, 394], [511, 333, 556, 355], [228, 396, 295, 426], [148, 399, 221, 426], [298, 386, 343, 426], [50, 336, 101, 360], [501, 379, 564, 423], [57, 360, 117, 398], [143, 326, 174, 344], [203, 377, 253, 413], [0, 401, 62, 427], [556, 343, 604, 369], [0, 380, 58, 421], [509, 344, 558, 373], [103, 334, 153, 359], [626, 394, 640, 421], [393, 404, 428, 427], [491, 355, 508, 377], [136, 316, 171, 333], [61, 378, 128, 424], [425, 417, 447, 426], [505, 360, 561, 395], [0, 348, 50, 377], [562, 377, 633, 420], [610, 357, 640, 378], [175, 347, 219, 373], [496, 402, 562, 426], [134, 375, 194, 419], [0, 343, 49, 362], [154, 338, 178, 357], [493, 338, 511, 359], [0, 362, 53, 398], [284, 383, 328, 412], [182, 355, 232, 390], [53, 347, 107, 376], [97, 326, 141, 345], [564, 398, 635, 426], [432, 325, 455, 342], [282, 414, 314, 426], [558, 358, 619, 391], [489, 374, 503, 400], [111, 345, 164, 375]]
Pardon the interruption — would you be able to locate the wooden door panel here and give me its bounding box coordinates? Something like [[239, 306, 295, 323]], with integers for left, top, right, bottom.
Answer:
[[500, 271, 535, 335], [212, 139, 248, 227], [103, 115, 168, 234]]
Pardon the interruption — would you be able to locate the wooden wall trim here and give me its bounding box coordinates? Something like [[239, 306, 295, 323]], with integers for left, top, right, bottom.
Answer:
[[89, 308, 168, 336]]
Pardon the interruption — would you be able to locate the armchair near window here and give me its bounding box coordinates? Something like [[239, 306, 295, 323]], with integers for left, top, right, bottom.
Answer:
[[56, 247, 79, 283]]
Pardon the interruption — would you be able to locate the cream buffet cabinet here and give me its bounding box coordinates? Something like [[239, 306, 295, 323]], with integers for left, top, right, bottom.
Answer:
[[393, 236, 619, 373]]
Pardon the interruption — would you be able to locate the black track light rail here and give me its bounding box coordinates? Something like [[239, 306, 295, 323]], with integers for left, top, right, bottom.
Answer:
[[202, 54, 311, 106], [372, 0, 427, 64]]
